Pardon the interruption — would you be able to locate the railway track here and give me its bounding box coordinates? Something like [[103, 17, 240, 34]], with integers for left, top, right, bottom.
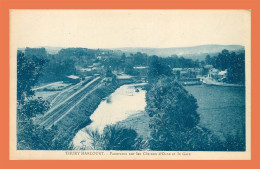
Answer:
[[50, 77, 94, 107], [38, 77, 102, 129]]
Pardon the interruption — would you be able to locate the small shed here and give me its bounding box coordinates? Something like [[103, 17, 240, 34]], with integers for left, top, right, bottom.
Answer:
[[64, 75, 80, 84]]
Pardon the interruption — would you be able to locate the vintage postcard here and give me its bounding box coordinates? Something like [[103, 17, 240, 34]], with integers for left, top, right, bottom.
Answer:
[[10, 10, 251, 160]]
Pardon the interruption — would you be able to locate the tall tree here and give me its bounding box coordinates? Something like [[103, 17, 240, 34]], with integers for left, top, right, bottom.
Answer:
[[227, 51, 245, 83], [147, 55, 173, 83], [205, 54, 211, 65], [17, 51, 47, 102], [146, 77, 223, 150]]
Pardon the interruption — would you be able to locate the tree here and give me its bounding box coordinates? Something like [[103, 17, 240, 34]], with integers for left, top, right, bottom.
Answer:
[[205, 49, 245, 83], [125, 63, 136, 75], [16, 50, 63, 150], [105, 68, 113, 77], [17, 121, 65, 150], [216, 49, 231, 70], [146, 77, 199, 129], [205, 54, 211, 65], [145, 76, 223, 150], [133, 52, 148, 66], [121, 53, 126, 62], [147, 56, 173, 83], [18, 97, 50, 121], [227, 51, 245, 83], [17, 51, 47, 101], [103, 57, 121, 71]]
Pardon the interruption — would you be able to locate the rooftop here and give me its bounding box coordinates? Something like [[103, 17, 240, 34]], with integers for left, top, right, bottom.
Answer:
[[67, 75, 80, 79], [218, 70, 227, 75], [80, 68, 92, 72], [116, 74, 133, 79], [134, 66, 148, 69]]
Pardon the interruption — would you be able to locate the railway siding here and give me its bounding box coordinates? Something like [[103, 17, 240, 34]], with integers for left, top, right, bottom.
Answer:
[[38, 79, 119, 149], [38, 77, 101, 128]]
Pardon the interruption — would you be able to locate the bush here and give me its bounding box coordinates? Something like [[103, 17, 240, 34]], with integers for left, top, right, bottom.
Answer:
[[223, 132, 245, 151], [86, 125, 148, 150], [18, 97, 50, 121]]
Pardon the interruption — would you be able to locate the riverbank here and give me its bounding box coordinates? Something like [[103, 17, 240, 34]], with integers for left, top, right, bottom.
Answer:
[[116, 112, 150, 140], [51, 81, 121, 149], [72, 83, 147, 149], [201, 77, 245, 87]]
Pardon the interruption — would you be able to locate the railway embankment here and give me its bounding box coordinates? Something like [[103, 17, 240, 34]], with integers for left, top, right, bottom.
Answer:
[[52, 80, 120, 149]]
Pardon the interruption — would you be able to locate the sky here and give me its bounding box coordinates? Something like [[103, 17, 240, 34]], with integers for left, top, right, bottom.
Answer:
[[10, 10, 250, 49]]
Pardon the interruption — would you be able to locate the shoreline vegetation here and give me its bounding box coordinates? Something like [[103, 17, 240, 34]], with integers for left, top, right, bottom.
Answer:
[[17, 46, 245, 151], [17, 80, 121, 150]]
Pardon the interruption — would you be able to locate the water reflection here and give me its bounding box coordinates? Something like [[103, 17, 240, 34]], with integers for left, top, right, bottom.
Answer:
[[73, 83, 147, 149]]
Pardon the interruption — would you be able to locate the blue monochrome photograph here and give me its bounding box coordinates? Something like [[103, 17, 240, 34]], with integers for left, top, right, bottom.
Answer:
[[13, 10, 249, 154]]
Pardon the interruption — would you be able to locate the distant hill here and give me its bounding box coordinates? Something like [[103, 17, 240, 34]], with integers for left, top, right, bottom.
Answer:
[[37, 46, 64, 54], [18, 44, 245, 61], [18, 46, 64, 55], [114, 44, 245, 60]]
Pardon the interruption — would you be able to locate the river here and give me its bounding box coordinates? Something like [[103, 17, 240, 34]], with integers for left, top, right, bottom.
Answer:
[[72, 83, 246, 150], [72, 83, 147, 149], [184, 85, 246, 142]]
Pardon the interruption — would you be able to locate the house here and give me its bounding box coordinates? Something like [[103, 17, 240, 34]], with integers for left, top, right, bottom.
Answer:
[[172, 68, 182, 79], [217, 70, 227, 81], [173, 68, 203, 80], [80, 67, 93, 76], [80, 64, 104, 76], [208, 68, 227, 82], [208, 68, 219, 79], [193, 68, 203, 77], [64, 75, 80, 84], [93, 62, 101, 67], [134, 66, 148, 76], [204, 65, 213, 70]]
